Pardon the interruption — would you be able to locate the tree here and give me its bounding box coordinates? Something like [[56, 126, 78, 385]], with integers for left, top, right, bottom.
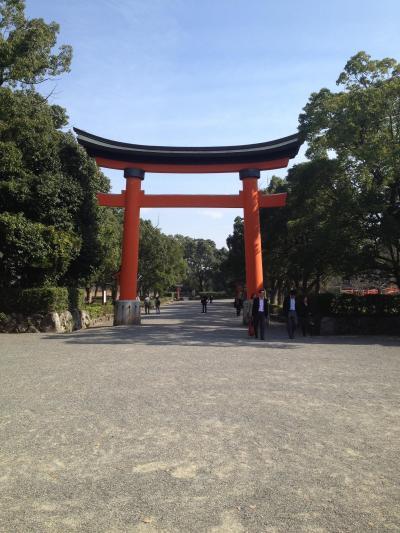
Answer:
[[0, 0, 114, 290], [0, 0, 72, 88], [89, 208, 123, 300], [174, 236, 223, 293], [0, 88, 110, 288], [273, 160, 362, 294], [225, 216, 245, 286], [0, 211, 79, 287], [299, 51, 400, 286], [139, 220, 186, 295]]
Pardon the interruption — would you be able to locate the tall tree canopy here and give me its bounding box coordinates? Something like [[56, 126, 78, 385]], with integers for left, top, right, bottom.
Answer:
[[0, 88, 110, 288], [225, 53, 400, 296], [0, 0, 72, 88], [0, 0, 114, 289], [299, 51, 400, 285]]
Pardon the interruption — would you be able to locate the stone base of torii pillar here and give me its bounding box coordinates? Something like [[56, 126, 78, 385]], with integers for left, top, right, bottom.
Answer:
[[114, 300, 141, 325]]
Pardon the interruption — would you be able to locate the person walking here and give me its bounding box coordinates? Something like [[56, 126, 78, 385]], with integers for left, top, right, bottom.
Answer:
[[144, 295, 151, 315], [201, 295, 208, 313], [155, 296, 161, 314], [234, 296, 243, 316], [251, 288, 269, 340], [283, 289, 298, 339], [298, 295, 312, 336]]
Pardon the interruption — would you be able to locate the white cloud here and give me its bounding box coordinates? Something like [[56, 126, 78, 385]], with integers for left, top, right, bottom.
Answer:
[[197, 210, 223, 220]]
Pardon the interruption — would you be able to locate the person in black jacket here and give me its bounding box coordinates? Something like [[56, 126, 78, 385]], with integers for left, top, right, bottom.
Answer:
[[283, 289, 298, 339], [298, 295, 313, 336], [251, 288, 269, 340], [234, 296, 243, 316]]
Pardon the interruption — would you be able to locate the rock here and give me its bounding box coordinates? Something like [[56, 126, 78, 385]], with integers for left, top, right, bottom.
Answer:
[[59, 311, 74, 333], [15, 322, 28, 333], [5, 318, 17, 333], [71, 309, 91, 329], [81, 311, 91, 328], [27, 325, 39, 333], [30, 314, 44, 329], [39, 312, 62, 333]]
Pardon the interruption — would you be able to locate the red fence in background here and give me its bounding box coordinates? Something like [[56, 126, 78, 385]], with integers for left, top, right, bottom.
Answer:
[[341, 286, 399, 296]]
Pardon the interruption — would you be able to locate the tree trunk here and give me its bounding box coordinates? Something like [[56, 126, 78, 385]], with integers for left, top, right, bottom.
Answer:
[[85, 286, 92, 304]]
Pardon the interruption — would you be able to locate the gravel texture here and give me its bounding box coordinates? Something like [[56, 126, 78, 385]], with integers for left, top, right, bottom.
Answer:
[[0, 300, 399, 532]]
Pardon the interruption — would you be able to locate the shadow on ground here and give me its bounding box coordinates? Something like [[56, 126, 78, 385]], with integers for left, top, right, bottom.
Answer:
[[44, 301, 400, 349]]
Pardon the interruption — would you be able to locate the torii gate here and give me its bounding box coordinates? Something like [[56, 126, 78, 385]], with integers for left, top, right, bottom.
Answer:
[[74, 128, 301, 324]]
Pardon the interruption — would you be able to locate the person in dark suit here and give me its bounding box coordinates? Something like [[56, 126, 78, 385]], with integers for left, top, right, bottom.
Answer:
[[298, 295, 313, 336], [283, 289, 298, 339], [252, 288, 269, 340]]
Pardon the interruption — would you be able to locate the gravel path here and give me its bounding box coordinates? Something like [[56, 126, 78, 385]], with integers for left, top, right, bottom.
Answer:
[[1, 300, 399, 532]]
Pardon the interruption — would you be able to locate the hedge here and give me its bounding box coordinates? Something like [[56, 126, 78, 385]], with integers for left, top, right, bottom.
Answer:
[[0, 287, 86, 314], [313, 293, 400, 317]]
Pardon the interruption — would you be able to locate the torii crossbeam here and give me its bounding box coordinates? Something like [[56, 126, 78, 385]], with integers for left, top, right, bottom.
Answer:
[[75, 128, 301, 324]]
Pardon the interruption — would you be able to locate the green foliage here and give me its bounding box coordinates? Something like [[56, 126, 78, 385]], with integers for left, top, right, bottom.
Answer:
[[139, 220, 186, 295], [0, 286, 93, 314], [0, 87, 110, 288], [0, 0, 72, 88], [90, 208, 122, 287], [316, 293, 400, 317], [81, 302, 114, 318], [0, 2, 113, 289], [174, 235, 225, 292], [299, 51, 400, 286], [20, 286, 69, 313], [224, 53, 400, 298], [0, 211, 80, 287], [225, 216, 245, 285]]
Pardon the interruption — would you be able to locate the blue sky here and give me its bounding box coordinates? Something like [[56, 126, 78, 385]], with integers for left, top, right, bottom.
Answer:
[[27, 0, 400, 247]]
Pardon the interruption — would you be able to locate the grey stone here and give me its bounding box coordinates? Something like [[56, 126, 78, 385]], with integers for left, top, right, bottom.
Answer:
[[39, 312, 62, 333], [59, 310, 74, 333], [81, 310, 91, 328], [114, 300, 141, 325]]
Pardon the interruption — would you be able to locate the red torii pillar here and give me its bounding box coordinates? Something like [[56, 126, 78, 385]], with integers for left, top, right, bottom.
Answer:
[[119, 168, 143, 301], [240, 169, 263, 298]]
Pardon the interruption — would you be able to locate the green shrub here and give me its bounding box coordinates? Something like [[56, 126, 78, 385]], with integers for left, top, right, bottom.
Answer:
[[81, 302, 114, 318], [21, 287, 69, 314], [315, 293, 400, 317], [0, 286, 89, 314]]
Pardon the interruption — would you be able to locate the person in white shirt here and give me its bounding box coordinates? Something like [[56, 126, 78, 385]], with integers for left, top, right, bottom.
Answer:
[[251, 288, 269, 340]]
